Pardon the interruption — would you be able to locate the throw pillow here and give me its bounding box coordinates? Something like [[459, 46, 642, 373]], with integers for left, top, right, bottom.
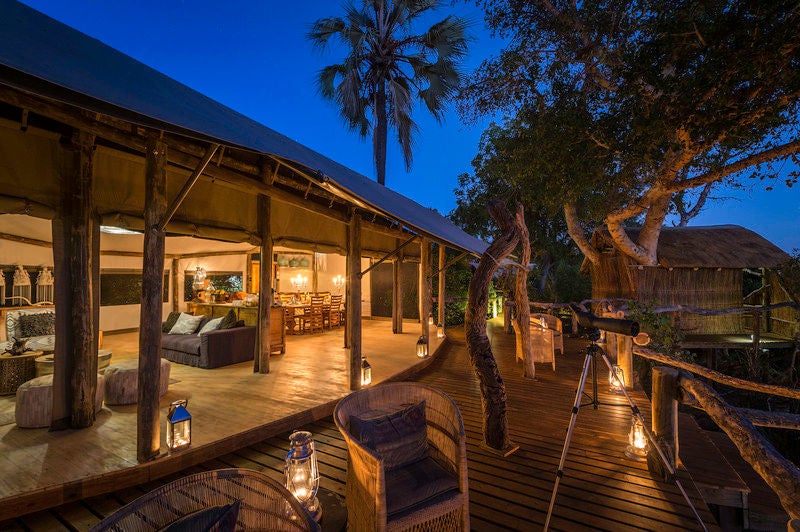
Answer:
[[218, 309, 237, 330], [350, 400, 429, 471], [19, 312, 55, 337], [197, 317, 223, 336], [162, 312, 181, 333], [169, 313, 205, 335], [159, 499, 240, 532]]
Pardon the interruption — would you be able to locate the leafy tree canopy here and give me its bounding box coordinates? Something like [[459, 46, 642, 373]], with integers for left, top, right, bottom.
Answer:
[[460, 0, 800, 265]]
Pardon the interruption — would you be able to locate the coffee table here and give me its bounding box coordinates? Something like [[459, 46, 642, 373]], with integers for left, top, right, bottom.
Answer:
[[34, 349, 112, 377], [0, 350, 43, 395]]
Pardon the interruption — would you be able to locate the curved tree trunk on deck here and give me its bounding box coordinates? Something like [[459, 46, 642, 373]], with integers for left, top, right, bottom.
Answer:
[[465, 200, 521, 453], [512, 203, 533, 378]]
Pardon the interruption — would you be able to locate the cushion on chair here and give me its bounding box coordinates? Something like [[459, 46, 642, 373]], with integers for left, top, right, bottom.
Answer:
[[19, 312, 55, 337], [349, 400, 429, 471], [169, 313, 205, 334], [162, 312, 181, 333], [218, 310, 237, 330], [385, 456, 459, 520], [159, 499, 240, 532]]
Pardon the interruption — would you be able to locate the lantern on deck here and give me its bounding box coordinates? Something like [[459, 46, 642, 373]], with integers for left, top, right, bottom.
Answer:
[[361, 356, 372, 386], [285, 431, 321, 521], [416, 335, 429, 358], [624, 416, 648, 460], [428, 313, 434, 326], [167, 399, 191, 451], [436, 324, 445, 339], [609, 364, 625, 394]]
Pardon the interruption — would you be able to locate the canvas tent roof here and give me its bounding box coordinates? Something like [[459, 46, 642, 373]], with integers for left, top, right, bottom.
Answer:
[[0, 0, 487, 256], [591, 225, 791, 269]]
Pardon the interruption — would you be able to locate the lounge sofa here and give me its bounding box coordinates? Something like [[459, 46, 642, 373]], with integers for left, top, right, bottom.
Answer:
[[161, 317, 256, 369], [3, 308, 55, 354]]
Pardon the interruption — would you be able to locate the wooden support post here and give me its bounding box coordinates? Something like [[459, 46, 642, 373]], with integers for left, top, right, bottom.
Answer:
[[138, 136, 167, 463], [347, 212, 362, 390], [420, 238, 431, 344], [437, 244, 446, 330], [648, 366, 680, 481], [51, 219, 71, 429], [255, 194, 272, 374], [392, 252, 403, 334], [617, 333, 633, 390], [171, 257, 180, 313]]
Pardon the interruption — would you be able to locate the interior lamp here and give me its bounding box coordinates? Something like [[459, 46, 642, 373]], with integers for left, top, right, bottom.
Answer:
[[416, 335, 429, 358], [609, 364, 625, 394], [361, 356, 372, 386], [332, 274, 345, 293], [285, 431, 321, 522], [624, 416, 648, 460], [167, 399, 191, 451]]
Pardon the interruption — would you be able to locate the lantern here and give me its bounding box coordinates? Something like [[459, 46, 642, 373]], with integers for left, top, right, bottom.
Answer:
[[361, 356, 372, 386], [609, 364, 625, 394], [167, 399, 191, 451], [436, 325, 445, 339], [12, 265, 31, 304], [36, 267, 54, 304], [416, 335, 429, 358], [624, 416, 648, 460], [428, 313, 434, 326], [0, 270, 5, 306], [285, 431, 321, 521]]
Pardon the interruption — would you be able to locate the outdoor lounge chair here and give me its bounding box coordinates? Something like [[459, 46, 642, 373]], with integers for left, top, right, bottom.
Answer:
[[91, 468, 319, 531], [334, 382, 469, 531]]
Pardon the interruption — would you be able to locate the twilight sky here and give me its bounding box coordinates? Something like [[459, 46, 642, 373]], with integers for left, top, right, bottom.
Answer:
[[18, 1, 800, 253]]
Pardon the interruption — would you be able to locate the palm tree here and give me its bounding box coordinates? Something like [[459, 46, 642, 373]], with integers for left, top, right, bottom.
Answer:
[[308, 0, 469, 186]]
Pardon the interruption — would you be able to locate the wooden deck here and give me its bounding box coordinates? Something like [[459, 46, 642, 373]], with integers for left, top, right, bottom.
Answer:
[[0, 319, 442, 522], [0, 319, 730, 530]]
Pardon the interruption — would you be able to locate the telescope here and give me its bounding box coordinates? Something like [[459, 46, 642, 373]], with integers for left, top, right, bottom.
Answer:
[[569, 304, 639, 337]]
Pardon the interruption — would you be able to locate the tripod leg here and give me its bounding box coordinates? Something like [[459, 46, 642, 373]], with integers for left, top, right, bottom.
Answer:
[[544, 351, 594, 531]]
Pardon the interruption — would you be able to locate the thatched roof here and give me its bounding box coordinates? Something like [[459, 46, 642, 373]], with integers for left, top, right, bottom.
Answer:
[[591, 225, 791, 268]]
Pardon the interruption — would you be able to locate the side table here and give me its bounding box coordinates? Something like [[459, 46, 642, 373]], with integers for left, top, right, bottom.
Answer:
[[0, 350, 43, 395]]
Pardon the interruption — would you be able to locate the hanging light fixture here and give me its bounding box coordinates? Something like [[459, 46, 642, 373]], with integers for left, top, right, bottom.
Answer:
[[361, 356, 372, 386], [609, 364, 625, 394], [167, 399, 192, 451], [624, 416, 648, 460], [332, 274, 345, 293], [416, 335, 429, 358], [12, 265, 31, 305], [35, 267, 54, 304], [285, 431, 322, 522]]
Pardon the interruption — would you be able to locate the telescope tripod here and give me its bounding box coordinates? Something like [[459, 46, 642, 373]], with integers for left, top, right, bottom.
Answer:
[[543, 329, 706, 531]]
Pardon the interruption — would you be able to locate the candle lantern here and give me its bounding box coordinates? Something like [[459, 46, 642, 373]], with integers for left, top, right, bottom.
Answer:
[[167, 399, 191, 451], [416, 335, 429, 358], [428, 313, 434, 326], [361, 356, 372, 386], [285, 431, 321, 521], [436, 325, 445, 339], [35, 267, 54, 304], [609, 364, 625, 394], [12, 265, 31, 304], [624, 416, 648, 460]]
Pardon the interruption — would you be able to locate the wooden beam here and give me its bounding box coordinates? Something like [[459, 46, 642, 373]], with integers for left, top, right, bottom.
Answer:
[[648, 367, 680, 481], [50, 219, 71, 430], [171, 258, 180, 313], [358, 234, 417, 278], [347, 211, 362, 390], [138, 135, 168, 463], [255, 194, 271, 374], [158, 143, 219, 231], [420, 238, 432, 344], [392, 252, 403, 334], [438, 244, 446, 329], [0, 231, 51, 247]]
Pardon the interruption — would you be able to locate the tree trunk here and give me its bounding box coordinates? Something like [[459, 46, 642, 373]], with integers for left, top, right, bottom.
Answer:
[[465, 200, 521, 453], [564, 201, 599, 264], [138, 136, 167, 463], [512, 204, 533, 378], [374, 86, 387, 186], [679, 373, 800, 520]]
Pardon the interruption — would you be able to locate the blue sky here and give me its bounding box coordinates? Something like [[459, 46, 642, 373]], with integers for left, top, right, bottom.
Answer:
[[19, 0, 800, 253]]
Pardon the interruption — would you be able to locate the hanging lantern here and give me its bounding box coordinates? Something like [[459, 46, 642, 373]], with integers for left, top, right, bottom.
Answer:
[[624, 416, 648, 460], [609, 364, 625, 394], [285, 431, 322, 522], [428, 313, 434, 326], [416, 335, 429, 358], [167, 399, 191, 451], [361, 356, 372, 386], [12, 265, 31, 305], [436, 324, 445, 339], [35, 267, 54, 304], [0, 269, 5, 306]]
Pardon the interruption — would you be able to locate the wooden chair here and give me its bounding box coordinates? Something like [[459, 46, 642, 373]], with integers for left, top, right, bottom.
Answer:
[[325, 294, 343, 328], [334, 382, 469, 531], [90, 468, 319, 531], [302, 296, 324, 334], [531, 313, 564, 354]]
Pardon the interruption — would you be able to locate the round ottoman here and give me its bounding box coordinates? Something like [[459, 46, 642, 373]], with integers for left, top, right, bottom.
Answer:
[[104, 358, 171, 405], [16, 373, 105, 428]]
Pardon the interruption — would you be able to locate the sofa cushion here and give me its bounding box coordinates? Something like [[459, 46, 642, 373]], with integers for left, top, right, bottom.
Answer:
[[218, 309, 237, 330], [349, 400, 429, 471], [197, 317, 223, 336], [169, 313, 205, 334], [19, 312, 55, 337], [162, 312, 181, 333], [162, 333, 202, 355], [385, 456, 459, 519]]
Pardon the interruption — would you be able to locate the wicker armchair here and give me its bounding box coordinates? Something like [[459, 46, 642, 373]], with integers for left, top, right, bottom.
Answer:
[[531, 313, 564, 354], [334, 382, 469, 531], [91, 468, 320, 531]]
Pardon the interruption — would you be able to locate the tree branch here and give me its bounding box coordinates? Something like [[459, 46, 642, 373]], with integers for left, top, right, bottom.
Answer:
[[563, 201, 599, 264]]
